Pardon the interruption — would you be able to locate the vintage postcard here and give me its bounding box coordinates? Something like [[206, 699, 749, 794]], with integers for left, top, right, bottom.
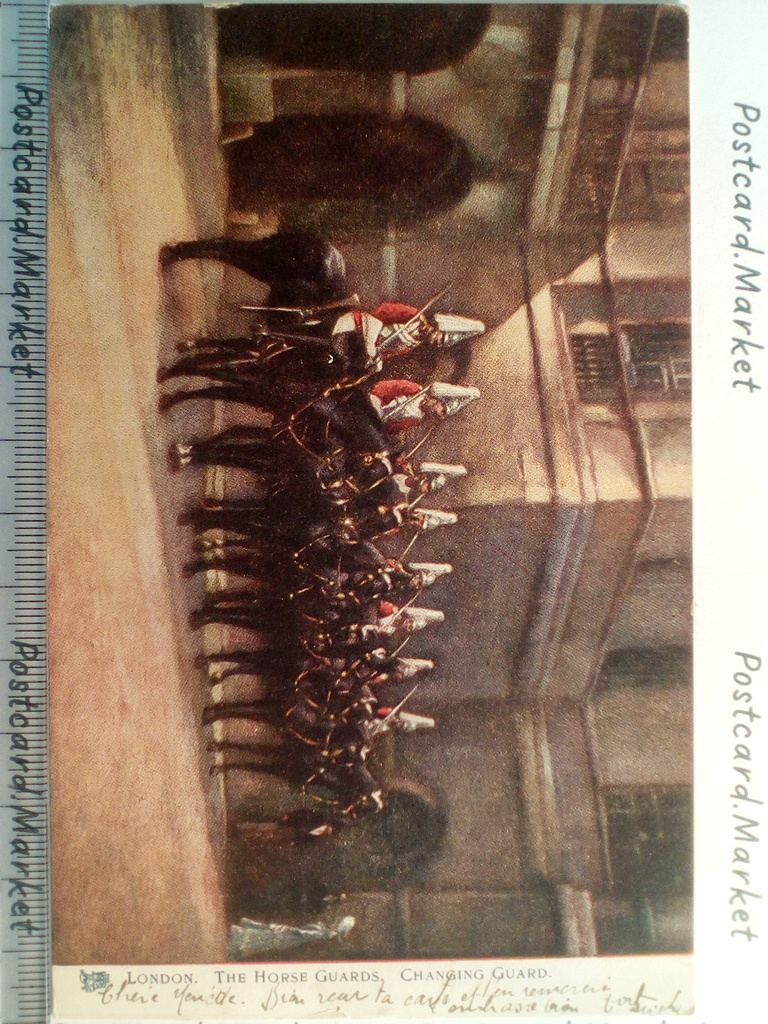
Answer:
[[42, 1, 764, 1020]]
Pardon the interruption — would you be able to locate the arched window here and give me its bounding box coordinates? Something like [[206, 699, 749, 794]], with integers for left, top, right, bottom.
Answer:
[[218, 4, 491, 74], [226, 113, 474, 226]]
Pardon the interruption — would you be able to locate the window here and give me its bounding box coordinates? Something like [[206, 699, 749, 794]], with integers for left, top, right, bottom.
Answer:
[[597, 645, 691, 692], [596, 787, 693, 954], [621, 323, 691, 396], [604, 788, 692, 899], [570, 332, 622, 402], [568, 322, 691, 403]]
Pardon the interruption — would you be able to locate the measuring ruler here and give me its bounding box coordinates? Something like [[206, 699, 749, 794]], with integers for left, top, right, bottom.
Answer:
[[0, 0, 50, 1022]]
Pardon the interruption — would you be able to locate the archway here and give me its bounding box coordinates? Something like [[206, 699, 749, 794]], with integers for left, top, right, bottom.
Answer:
[[219, 4, 492, 74], [227, 113, 474, 227]]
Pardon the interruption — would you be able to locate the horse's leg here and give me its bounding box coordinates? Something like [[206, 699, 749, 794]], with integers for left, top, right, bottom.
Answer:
[[190, 604, 290, 632], [195, 648, 299, 682], [184, 552, 269, 578], [191, 534, 271, 554], [170, 432, 278, 471], [158, 351, 250, 382], [161, 384, 268, 412], [202, 701, 284, 726], [170, 447, 275, 473], [199, 491, 287, 512], [181, 507, 262, 533], [198, 600, 294, 628], [199, 587, 275, 608]]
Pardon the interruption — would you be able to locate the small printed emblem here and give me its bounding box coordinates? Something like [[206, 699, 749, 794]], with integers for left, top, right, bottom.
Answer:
[[79, 970, 109, 993]]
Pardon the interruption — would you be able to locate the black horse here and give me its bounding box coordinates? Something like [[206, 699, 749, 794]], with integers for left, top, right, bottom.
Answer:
[[160, 231, 350, 309]]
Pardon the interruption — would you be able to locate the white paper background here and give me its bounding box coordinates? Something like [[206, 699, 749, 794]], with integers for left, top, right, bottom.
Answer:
[[690, 0, 768, 1021]]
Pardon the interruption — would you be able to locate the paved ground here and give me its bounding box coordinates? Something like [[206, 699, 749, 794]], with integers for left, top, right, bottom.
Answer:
[[49, 6, 229, 963]]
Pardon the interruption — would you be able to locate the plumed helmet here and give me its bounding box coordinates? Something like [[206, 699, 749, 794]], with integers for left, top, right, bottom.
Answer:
[[377, 604, 444, 632], [396, 606, 445, 631], [410, 508, 459, 531], [427, 381, 481, 416], [408, 561, 454, 587], [432, 312, 485, 347], [418, 462, 468, 492], [419, 461, 468, 478], [394, 656, 436, 678], [375, 709, 436, 732], [393, 711, 436, 732]]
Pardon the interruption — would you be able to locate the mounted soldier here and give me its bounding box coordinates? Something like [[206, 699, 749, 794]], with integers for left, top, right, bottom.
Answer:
[[369, 379, 480, 432]]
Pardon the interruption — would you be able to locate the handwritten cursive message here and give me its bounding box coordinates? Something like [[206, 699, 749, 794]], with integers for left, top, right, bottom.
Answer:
[[59, 957, 694, 1019]]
